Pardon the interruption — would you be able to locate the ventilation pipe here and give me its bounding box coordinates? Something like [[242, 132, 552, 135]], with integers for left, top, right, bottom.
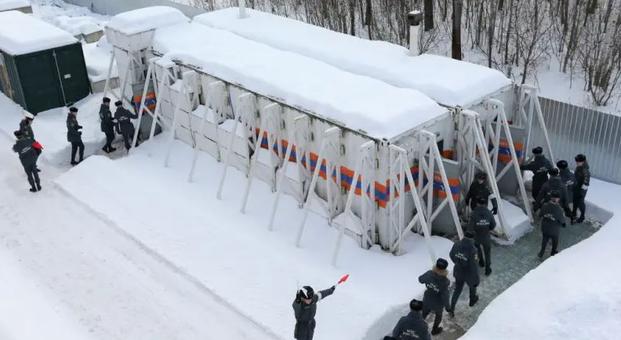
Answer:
[[239, 0, 247, 18], [408, 10, 423, 56]]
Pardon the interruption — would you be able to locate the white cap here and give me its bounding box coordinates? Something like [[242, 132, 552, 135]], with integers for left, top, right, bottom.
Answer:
[[24, 111, 35, 119]]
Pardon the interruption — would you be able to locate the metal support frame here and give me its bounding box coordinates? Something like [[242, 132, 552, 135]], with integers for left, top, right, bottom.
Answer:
[[519, 85, 555, 163], [240, 102, 282, 213], [164, 78, 188, 167], [416, 130, 464, 239], [188, 80, 227, 182], [296, 127, 341, 247], [457, 110, 510, 238], [484, 99, 534, 226], [216, 92, 257, 200], [388, 144, 435, 262], [268, 114, 310, 230]]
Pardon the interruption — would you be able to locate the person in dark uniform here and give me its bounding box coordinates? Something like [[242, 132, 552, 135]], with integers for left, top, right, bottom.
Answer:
[[520, 146, 553, 199], [535, 168, 569, 215], [114, 100, 139, 152], [390, 299, 431, 340], [538, 191, 566, 258], [66, 107, 84, 165], [572, 154, 590, 224], [469, 196, 496, 276], [449, 231, 480, 316], [465, 172, 498, 214], [418, 258, 450, 335], [19, 111, 35, 139], [12, 131, 41, 192], [99, 97, 116, 153], [293, 285, 336, 340], [557, 160, 575, 209]]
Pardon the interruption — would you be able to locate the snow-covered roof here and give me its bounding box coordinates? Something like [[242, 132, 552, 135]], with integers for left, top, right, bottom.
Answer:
[[0, 0, 29, 11], [106, 6, 189, 35], [0, 11, 78, 55], [195, 8, 513, 107], [153, 22, 446, 138]]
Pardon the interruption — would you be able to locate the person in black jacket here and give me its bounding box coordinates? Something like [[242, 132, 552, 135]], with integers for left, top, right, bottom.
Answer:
[[19, 111, 35, 139], [292, 285, 336, 340], [12, 131, 41, 192], [538, 191, 566, 258], [520, 146, 553, 199], [465, 172, 498, 214], [449, 231, 480, 315], [391, 299, 431, 340], [572, 154, 590, 224], [114, 101, 139, 152], [100, 97, 117, 153], [66, 107, 84, 165], [418, 258, 450, 335], [535, 168, 569, 215], [557, 160, 575, 207], [469, 196, 496, 276]]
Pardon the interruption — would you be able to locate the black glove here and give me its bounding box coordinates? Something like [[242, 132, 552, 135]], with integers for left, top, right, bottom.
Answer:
[[491, 207, 498, 215], [78, 125, 83, 130]]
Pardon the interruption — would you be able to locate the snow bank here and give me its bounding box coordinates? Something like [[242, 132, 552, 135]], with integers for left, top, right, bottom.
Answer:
[[0, 0, 28, 11], [55, 135, 454, 340], [83, 40, 117, 82], [462, 177, 621, 340], [196, 8, 512, 107], [106, 6, 189, 35], [497, 199, 531, 243], [51, 15, 102, 36], [0, 92, 105, 166], [0, 10, 78, 55], [154, 22, 446, 138], [0, 248, 93, 340]]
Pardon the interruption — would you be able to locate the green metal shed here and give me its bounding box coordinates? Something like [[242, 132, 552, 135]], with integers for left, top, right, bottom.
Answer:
[[0, 11, 91, 113]]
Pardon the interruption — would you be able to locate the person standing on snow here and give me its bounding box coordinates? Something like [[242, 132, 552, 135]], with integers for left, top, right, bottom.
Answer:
[[520, 146, 553, 200], [557, 160, 575, 209], [469, 196, 496, 276], [12, 130, 41, 192], [538, 191, 566, 258], [114, 100, 138, 152], [465, 172, 498, 215], [66, 107, 84, 165], [535, 168, 570, 215], [99, 97, 116, 153], [390, 299, 431, 340], [448, 231, 480, 316], [572, 154, 590, 224], [292, 285, 336, 340], [418, 258, 451, 336]]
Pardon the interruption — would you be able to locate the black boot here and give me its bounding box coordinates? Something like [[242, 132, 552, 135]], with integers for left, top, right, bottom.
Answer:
[[485, 267, 492, 276], [478, 259, 485, 268], [29, 187, 37, 193], [431, 327, 443, 335], [469, 295, 479, 307]]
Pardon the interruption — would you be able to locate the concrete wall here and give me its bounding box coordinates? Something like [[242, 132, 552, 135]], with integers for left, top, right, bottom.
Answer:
[[64, 0, 206, 17]]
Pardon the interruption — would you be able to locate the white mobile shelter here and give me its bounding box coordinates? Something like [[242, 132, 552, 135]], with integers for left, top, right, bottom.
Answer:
[[196, 8, 556, 240], [0, 0, 31, 13]]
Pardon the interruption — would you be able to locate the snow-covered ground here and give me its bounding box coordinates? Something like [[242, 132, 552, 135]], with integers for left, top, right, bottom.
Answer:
[[55, 134, 454, 340]]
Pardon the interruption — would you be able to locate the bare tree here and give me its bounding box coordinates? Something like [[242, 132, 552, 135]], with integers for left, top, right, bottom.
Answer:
[[452, 0, 463, 60]]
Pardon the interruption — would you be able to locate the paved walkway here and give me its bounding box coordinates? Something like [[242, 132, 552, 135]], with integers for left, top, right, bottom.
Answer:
[[433, 218, 601, 339]]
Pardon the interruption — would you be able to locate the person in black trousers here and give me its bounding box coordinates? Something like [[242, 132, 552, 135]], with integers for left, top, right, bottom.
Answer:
[[418, 258, 451, 335], [465, 172, 498, 215], [99, 97, 117, 153], [66, 107, 84, 165], [572, 154, 590, 224], [538, 191, 566, 258], [449, 231, 480, 316], [469, 196, 496, 276], [390, 299, 431, 340], [114, 101, 139, 152], [292, 285, 336, 340], [12, 131, 41, 192], [520, 146, 553, 200]]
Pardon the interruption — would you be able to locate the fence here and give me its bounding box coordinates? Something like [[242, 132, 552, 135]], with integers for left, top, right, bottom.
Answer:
[[64, 0, 205, 17], [530, 96, 621, 184]]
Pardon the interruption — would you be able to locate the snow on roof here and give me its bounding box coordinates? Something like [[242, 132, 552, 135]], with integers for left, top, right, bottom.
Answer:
[[195, 8, 513, 107], [153, 22, 446, 138], [0, 0, 29, 11], [106, 6, 189, 36], [0, 11, 78, 55]]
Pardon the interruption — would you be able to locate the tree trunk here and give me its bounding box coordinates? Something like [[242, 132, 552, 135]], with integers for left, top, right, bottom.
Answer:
[[349, 0, 356, 35], [452, 0, 463, 60], [424, 0, 434, 31], [488, 0, 498, 67]]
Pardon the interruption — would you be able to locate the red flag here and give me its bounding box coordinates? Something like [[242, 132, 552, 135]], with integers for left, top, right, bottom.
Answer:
[[337, 274, 349, 285]]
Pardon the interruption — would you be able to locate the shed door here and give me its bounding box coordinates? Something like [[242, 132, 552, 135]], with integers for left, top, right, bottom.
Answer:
[[16, 51, 63, 113], [53, 44, 90, 105]]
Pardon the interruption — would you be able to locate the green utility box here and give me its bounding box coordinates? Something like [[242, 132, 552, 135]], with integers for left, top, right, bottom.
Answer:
[[0, 11, 91, 113]]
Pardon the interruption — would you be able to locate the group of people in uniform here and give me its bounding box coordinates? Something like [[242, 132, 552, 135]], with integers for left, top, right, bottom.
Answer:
[[11, 97, 140, 192], [292, 146, 592, 340]]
